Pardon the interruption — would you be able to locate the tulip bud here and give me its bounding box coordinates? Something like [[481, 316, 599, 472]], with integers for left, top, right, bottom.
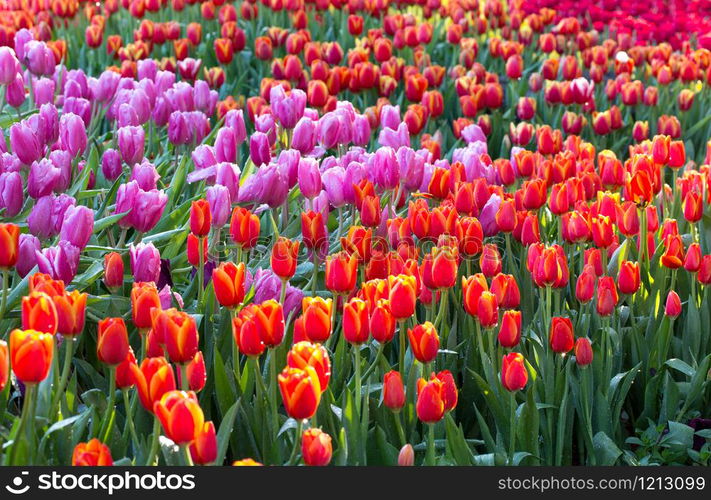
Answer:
[[72, 439, 113, 466], [190, 199, 211, 237], [103, 252, 124, 292], [549, 317, 574, 353], [665, 290, 682, 318], [154, 390, 205, 445], [22, 291, 58, 334], [0, 223, 20, 270], [129, 242, 161, 283], [383, 370, 406, 411], [574, 337, 593, 366], [97, 318, 130, 366], [498, 310, 522, 348], [278, 366, 321, 420], [301, 428, 333, 466], [501, 352, 528, 392], [398, 444, 415, 466], [408, 322, 440, 363]]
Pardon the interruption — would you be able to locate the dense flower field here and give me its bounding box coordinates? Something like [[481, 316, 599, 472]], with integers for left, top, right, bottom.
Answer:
[[0, 0, 710, 467]]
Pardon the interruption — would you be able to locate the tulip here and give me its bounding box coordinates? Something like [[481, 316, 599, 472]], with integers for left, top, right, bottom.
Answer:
[[301, 428, 332, 466], [0, 223, 20, 270], [103, 252, 124, 292], [388, 274, 418, 320], [10, 121, 42, 165], [230, 207, 260, 251], [298, 297, 332, 343], [398, 444, 415, 466], [117, 126, 145, 166], [278, 366, 321, 420], [22, 291, 58, 334], [684, 244, 701, 273], [206, 185, 231, 229], [190, 199, 211, 237], [72, 439, 113, 466], [697, 256, 711, 285], [153, 309, 199, 365], [596, 276, 619, 316], [416, 377, 445, 423], [59, 113, 87, 158], [59, 205, 94, 250], [271, 237, 300, 281], [212, 262, 246, 309], [325, 251, 358, 294], [0, 172, 23, 218], [53, 290, 87, 337], [131, 282, 161, 331], [462, 273, 488, 316], [133, 357, 176, 413], [617, 261, 641, 295], [408, 322, 439, 364], [10, 329, 54, 384], [665, 291, 682, 318], [129, 242, 161, 283], [370, 299, 396, 344], [287, 342, 331, 393], [575, 338, 593, 366], [683, 191, 703, 224], [480, 244, 503, 277], [154, 390, 205, 445], [501, 352, 528, 391], [477, 291, 499, 328], [115, 348, 137, 391], [549, 317, 574, 353], [498, 310, 522, 348], [661, 234, 685, 269], [190, 421, 217, 465], [232, 308, 266, 357], [382, 370, 406, 411], [97, 318, 130, 366]]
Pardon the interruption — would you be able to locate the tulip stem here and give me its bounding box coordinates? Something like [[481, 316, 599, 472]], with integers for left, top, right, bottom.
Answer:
[[6, 383, 36, 466], [311, 253, 318, 297], [268, 348, 279, 438], [197, 236, 205, 308], [179, 363, 189, 391], [393, 411, 407, 447], [181, 444, 194, 466], [287, 419, 304, 465], [361, 344, 385, 382], [425, 423, 436, 465], [354, 345, 362, 416], [100, 366, 117, 443], [145, 417, 161, 466], [122, 389, 139, 454], [509, 391, 516, 465], [50, 337, 75, 420], [279, 278, 288, 304], [398, 320, 407, 375], [0, 269, 8, 321], [252, 357, 268, 404]]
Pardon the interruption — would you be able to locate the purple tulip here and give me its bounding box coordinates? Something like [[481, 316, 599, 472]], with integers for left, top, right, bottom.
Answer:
[[154, 70, 176, 94], [23, 40, 55, 76], [1, 153, 21, 173], [130, 161, 160, 191], [16, 234, 40, 278], [317, 113, 341, 149], [117, 126, 145, 165], [248, 268, 304, 318], [378, 122, 410, 149], [10, 121, 42, 165], [130, 242, 161, 283], [223, 109, 246, 144], [321, 166, 346, 207], [0, 171, 23, 217], [461, 124, 487, 145], [13, 28, 33, 61], [59, 113, 87, 158], [28, 159, 60, 199], [28, 194, 75, 240], [0, 46, 20, 85], [39, 103, 59, 145], [137, 79, 156, 107], [214, 162, 240, 200], [159, 285, 184, 310], [291, 117, 315, 154], [65, 70, 89, 98], [192, 145, 217, 171], [90, 70, 120, 103], [137, 59, 158, 81], [397, 147, 425, 191], [117, 103, 139, 127], [298, 157, 322, 199], [166, 83, 194, 112], [249, 131, 271, 167], [310, 190, 330, 220], [215, 127, 237, 163], [372, 147, 399, 190], [270, 85, 306, 129], [206, 184, 231, 228], [101, 148, 123, 181], [114, 181, 140, 228], [59, 205, 94, 249], [193, 80, 212, 113], [131, 188, 168, 233], [32, 77, 55, 106], [352, 114, 371, 146], [35, 241, 80, 284], [5, 73, 26, 108], [380, 105, 401, 130], [77, 161, 96, 190], [238, 164, 286, 208], [343, 162, 366, 205], [49, 150, 72, 193], [168, 111, 191, 145], [64, 79, 84, 99], [479, 194, 502, 236], [130, 89, 151, 125], [152, 96, 172, 127], [276, 149, 299, 188]]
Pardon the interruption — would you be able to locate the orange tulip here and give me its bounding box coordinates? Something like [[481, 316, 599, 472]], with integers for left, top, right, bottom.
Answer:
[[480, 243, 502, 277], [617, 260, 641, 294], [298, 297, 332, 343], [498, 310, 522, 348], [97, 318, 130, 366], [190, 199, 211, 236], [152, 309, 200, 364], [232, 307, 265, 357], [415, 377, 445, 423], [212, 262, 246, 308], [477, 291, 499, 328], [10, 329, 54, 384], [278, 366, 321, 420], [343, 298, 369, 344], [187, 421, 218, 466], [131, 282, 161, 330], [369, 299, 396, 343], [661, 234, 685, 269], [22, 291, 58, 335], [407, 321, 440, 363], [103, 252, 124, 291], [271, 237, 300, 279], [154, 390, 205, 445], [383, 370, 405, 410], [72, 439, 113, 466], [232, 458, 264, 466], [115, 348, 137, 390], [132, 357, 176, 413], [53, 290, 87, 336], [28, 273, 65, 297], [187, 233, 208, 268], [230, 207, 260, 250], [0, 223, 20, 270], [388, 274, 417, 320], [501, 352, 528, 391], [301, 428, 332, 466], [325, 251, 358, 294], [462, 273, 488, 316], [0, 340, 7, 392]]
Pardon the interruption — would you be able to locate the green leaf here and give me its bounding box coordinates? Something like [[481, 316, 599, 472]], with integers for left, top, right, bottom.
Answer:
[[215, 400, 239, 466], [593, 431, 622, 465]]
